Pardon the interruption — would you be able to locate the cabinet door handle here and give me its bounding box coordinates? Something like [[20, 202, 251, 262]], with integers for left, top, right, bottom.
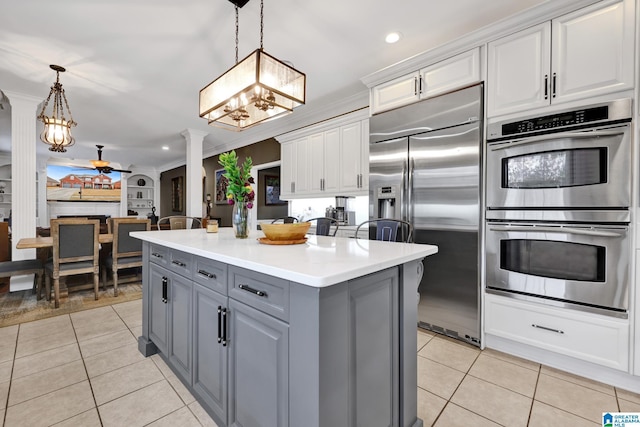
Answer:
[[197, 269, 216, 279], [172, 260, 186, 267], [151, 252, 163, 259], [552, 72, 557, 98], [217, 306, 223, 343], [418, 76, 423, 95], [544, 74, 548, 100], [221, 307, 228, 347], [162, 276, 168, 303], [414, 77, 418, 96], [238, 284, 268, 298], [292, 182, 295, 193], [531, 324, 564, 334]]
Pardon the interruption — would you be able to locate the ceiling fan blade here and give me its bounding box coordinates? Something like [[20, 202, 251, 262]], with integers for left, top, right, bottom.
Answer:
[[111, 168, 132, 174]]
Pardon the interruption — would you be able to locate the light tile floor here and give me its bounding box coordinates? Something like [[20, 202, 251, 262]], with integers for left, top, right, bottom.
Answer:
[[417, 328, 640, 426], [0, 300, 217, 427], [0, 301, 639, 426]]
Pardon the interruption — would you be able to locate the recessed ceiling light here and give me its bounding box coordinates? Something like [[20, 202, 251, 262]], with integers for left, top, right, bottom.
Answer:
[[162, 146, 169, 150], [385, 32, 402, 44]]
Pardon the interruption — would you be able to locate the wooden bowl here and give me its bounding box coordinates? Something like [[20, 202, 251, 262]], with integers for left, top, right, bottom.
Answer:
[[260, 222, 310, 241]]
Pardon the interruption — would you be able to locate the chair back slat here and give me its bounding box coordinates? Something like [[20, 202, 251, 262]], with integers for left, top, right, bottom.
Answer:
[[305, 217, 339, 236], [355, 219, 413, 243], [158, 216, 202, 230]]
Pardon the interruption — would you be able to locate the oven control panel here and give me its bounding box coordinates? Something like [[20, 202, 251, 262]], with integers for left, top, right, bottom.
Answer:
[[502, 106, 605, 135], [487, 98, 631, 141]]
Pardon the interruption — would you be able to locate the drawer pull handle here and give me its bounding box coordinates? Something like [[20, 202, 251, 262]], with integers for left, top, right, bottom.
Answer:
[[198, 269, 216, 279], [172, 260, 186, 267], [151, 252, 163, 258], [531, 324, 564, 334], [217, 306, 222, 343], [238, 284, 267, 298], [162, 277, 168, 304]]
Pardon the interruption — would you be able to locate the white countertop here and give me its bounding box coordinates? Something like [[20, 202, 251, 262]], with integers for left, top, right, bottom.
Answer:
[[131, 228, 438, 288]]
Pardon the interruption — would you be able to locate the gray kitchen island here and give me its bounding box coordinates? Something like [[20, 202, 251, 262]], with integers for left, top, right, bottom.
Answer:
[[132, 228, 437, 427]]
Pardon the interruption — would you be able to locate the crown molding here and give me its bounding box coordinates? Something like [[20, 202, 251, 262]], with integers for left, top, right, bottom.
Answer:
[[361, 0, 602, 88]]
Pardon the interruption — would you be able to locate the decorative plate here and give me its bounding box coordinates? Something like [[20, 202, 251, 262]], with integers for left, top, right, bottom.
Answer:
[[137, 178, 146, 186], [257, 237, 307, 245]]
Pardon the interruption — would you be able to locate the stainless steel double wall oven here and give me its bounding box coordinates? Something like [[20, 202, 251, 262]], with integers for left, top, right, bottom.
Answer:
[[485, 98, 633, 318]]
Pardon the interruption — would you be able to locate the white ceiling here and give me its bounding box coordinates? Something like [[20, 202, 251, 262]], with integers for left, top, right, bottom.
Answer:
[[0, 0, 549, 170]]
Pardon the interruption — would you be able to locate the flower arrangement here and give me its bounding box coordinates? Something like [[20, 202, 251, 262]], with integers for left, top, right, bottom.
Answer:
[[218, 150, 255, 208]]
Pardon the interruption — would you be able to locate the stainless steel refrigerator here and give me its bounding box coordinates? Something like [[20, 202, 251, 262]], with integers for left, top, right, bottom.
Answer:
[[369, 84, 482, 346]]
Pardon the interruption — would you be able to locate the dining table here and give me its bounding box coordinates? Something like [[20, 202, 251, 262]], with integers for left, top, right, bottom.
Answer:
[[16, 233, 114, 299], [16, 233, 113, 249]]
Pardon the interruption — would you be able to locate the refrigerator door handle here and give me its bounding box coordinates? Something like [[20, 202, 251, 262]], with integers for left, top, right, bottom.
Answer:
[[407, 157, 415, 223], [400, 159, 407, 221]]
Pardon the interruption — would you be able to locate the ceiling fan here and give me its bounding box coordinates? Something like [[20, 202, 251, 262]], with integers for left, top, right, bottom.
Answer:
[[88, 145, 131, 174]]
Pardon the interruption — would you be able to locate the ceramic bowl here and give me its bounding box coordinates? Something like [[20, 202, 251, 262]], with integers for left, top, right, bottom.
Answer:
[[260, 222, 310, 241]]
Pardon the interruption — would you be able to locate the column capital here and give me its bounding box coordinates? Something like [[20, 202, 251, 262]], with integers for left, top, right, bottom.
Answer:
[[2, 91, 42, 110], [180, 128, 209, 143]]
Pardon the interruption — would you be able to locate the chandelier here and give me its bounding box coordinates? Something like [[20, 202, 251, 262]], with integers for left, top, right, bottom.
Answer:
[[38, 65, 77, 152], [199, 0, 306, 131]]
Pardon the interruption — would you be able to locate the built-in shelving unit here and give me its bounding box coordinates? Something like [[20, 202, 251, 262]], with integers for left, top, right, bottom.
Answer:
[[127, 173, 155, 216]]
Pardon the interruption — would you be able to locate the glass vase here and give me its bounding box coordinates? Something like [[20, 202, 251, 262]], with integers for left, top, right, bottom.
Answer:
[[232, 201, 250, 238]]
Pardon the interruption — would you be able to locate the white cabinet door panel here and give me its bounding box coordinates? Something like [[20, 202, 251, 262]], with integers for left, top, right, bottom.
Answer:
[[487, 22, 551, 117], [371, 72, 419, 114], [422, 48, 480, 98], [552, 0, 634, 102]]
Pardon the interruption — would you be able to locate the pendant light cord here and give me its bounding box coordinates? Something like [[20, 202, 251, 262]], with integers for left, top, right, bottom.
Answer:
[[235, 5, 239, 64], [260, 0, 264, 50]]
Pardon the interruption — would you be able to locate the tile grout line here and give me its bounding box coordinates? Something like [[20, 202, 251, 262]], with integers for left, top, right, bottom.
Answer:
[[70, 309, 106, 427], [3, 322, 21, 427]]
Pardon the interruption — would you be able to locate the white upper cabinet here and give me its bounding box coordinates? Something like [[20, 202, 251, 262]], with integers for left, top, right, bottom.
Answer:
[[280, 137, 310, 198], [338, 121, 366, 193], [279, 112, 369, 199], [487, 23, 551, 116], [487, 0, 635, 117], [371, 48, 480, 114], [552, 0, 635, 102]]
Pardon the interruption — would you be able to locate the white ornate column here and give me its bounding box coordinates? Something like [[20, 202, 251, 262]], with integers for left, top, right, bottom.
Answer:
[[181, 129, 208, 219], [4, 91, 40, 291]]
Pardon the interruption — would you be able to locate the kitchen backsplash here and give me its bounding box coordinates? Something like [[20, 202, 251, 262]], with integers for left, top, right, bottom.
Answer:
[[290, 196, 369, 225]]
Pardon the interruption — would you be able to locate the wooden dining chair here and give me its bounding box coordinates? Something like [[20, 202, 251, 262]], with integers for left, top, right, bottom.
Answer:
[[102, 218, 150, 296], [157, 216, 202, 230], [45, 218, 100, 308]]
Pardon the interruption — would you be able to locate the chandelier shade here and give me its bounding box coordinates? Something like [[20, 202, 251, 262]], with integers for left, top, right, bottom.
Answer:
[[199, 49, 306, 130], [199, 0, 306, 131], [38, 65, 76, 152]]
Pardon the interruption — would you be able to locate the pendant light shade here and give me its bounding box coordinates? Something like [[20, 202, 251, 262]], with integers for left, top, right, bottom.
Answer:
[[199, 0, 306, 131], [38, 65, 76, 152]]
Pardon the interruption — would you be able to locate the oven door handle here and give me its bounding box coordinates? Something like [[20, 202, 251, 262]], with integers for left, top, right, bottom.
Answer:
[[489, 129, 625, 151], [488, 225, 623, 237]]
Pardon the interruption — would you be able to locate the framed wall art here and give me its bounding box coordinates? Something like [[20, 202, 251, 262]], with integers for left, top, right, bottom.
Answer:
[[171, 176, 183, 212], [215, 168, 229, 205], [265, 174, 286, 205]]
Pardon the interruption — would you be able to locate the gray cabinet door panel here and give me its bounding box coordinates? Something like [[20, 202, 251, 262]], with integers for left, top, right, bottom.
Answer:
[[149, 263, 169, 355], [193, 284, 228, 424], [168, 273, 192, 383], [228, 299, 289, 427], [350, 268, 399, 427]]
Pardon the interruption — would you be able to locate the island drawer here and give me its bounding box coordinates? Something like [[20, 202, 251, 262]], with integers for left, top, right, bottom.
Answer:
[[149, 244, 170, 268], [228, 266, 290, 322], [167, 249, 193, 278], [193, 257, 227, 295]]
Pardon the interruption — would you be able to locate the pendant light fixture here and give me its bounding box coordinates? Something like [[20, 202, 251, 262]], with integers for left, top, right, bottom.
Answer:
[[199, 0, 306, 131], [38, 65, 77, 152]]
